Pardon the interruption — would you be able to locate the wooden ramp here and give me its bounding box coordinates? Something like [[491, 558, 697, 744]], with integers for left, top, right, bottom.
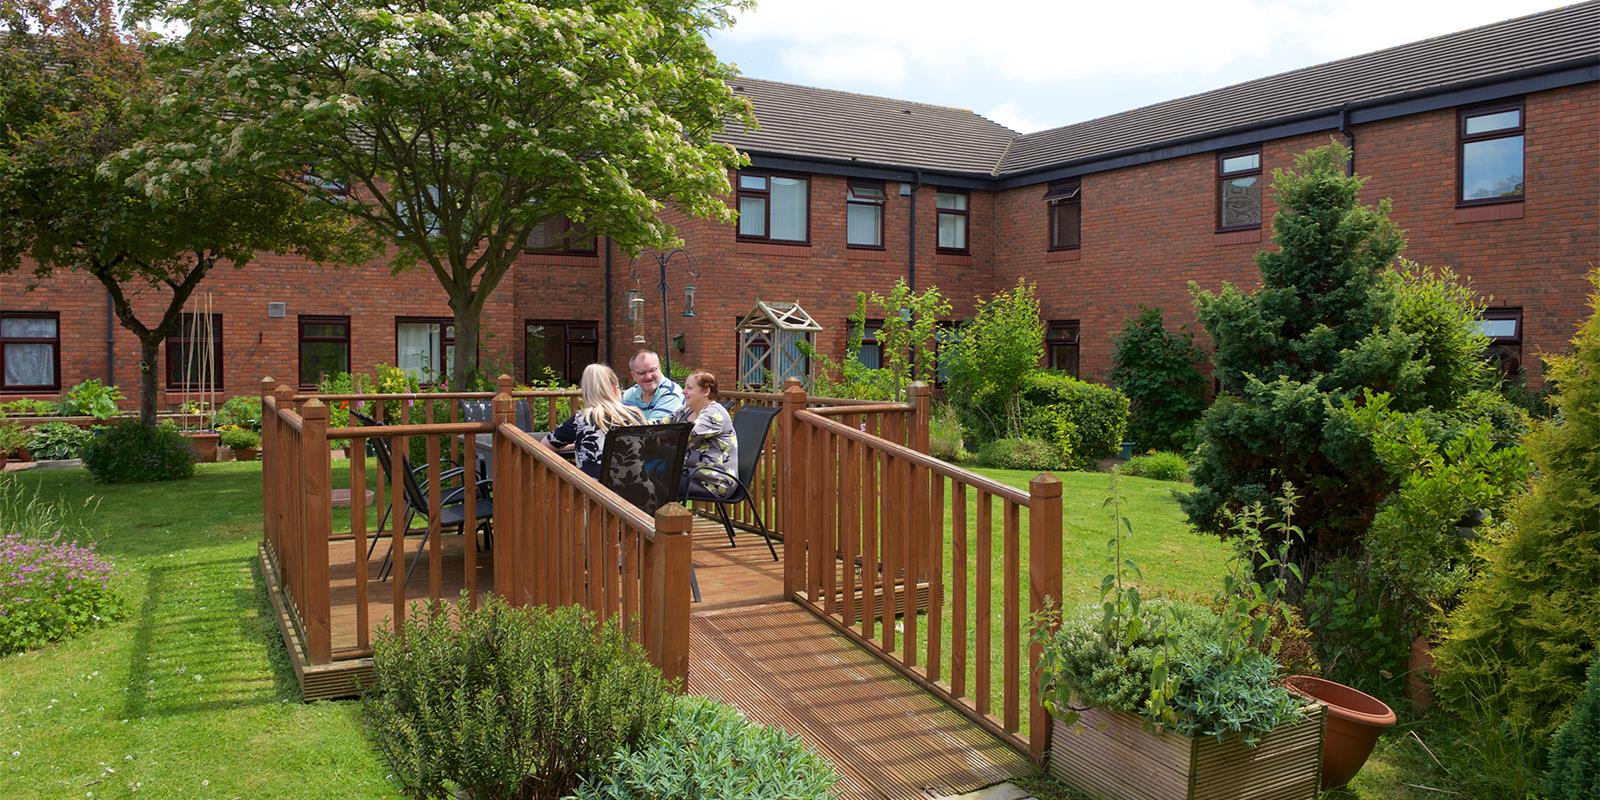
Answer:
[[690, 602, 1031, 800]]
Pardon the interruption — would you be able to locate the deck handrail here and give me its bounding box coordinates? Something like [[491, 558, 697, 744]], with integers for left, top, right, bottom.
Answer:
[[293, 388, 582, 402]]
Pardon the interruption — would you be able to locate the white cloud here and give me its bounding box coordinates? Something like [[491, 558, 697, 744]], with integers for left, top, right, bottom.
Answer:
[[983, 101, 1048, 134], [777, 42, 909, 87]]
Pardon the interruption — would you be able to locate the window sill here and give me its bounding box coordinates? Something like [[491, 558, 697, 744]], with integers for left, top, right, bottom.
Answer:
[[935, 252, 973, 266], [1213, 228, 1262, 246], [1456, 202, 1524, 224], [522, 252, 600, 267], [736, 241, 812, 257], [847, 247, 893, 262], [1046, 248, 1082, 263]]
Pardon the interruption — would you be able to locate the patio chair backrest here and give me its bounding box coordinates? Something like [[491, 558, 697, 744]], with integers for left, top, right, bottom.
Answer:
[[730, 406, 780, 484], [514, 398, 533, 432], [351, 408, 380, 427], [598, 423, 691, 517], [367, 435, 430, 515], [459, 399, 493, 423]]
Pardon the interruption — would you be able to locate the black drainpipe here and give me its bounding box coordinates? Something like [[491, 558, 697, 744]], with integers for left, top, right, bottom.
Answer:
[[603, 238, 614, 367], [105, 288, 115, 383], [1339, 104, 1356, 176], [907, 168, 922, 291]]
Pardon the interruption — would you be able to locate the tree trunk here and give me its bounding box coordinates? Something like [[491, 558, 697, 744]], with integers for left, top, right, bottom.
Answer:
[[138, 336, 161, 427], [450, 298, 483, 392]]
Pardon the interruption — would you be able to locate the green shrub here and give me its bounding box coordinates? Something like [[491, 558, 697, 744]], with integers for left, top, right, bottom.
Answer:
[[363, 596, 674, 800], [1109, 306, 1207, 453], [1015, 370, 1129, 469], [218, 427, 259, 450], [212, 395, 263, 431], [1299, 554, 1409, 695], [27, 421, 95, 460], [928, 403, 968, 462], [0, 398, 60, 417], [1435, 270, 1600, 741], [81, 421, 195, 484], [943, 279, 1045, 438], [572, 695, 838, 800], [1547, 654, 1600, 800], [0, 422, 29, 455], [59, 379, 122, 419], [0, 479, 122, 657], [1119, 451, 1188, 482], [976, 437, 1061, 471]]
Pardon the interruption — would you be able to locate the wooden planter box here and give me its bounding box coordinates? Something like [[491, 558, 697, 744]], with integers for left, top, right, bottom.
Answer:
[[1049, 704, 1325, 800]]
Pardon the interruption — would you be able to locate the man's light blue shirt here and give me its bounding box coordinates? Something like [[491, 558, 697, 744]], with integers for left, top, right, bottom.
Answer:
[[622, 377, 684, 422]]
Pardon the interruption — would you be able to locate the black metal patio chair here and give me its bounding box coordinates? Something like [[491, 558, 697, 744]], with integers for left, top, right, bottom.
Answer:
[[597, 423, 700, 602], [682, 405, 780, 561], [352, 409, 485, 566], [368, 434, 494, 585]]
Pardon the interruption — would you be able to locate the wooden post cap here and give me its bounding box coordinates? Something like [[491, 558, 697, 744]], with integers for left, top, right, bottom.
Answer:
[[1029, 473, 1063, 497]]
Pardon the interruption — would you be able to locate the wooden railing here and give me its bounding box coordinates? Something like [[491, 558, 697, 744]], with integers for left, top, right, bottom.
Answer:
[[717, 380, 930, 539], [260, 376, 691, 684], [780, 382, 1063, 761]]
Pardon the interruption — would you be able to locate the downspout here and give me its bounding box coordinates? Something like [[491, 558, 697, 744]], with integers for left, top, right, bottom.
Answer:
[[1339, 104, 1356, 176], [105, 288, 115, 384], [907, 168, 922, 291], [603, 238, 614, 367]]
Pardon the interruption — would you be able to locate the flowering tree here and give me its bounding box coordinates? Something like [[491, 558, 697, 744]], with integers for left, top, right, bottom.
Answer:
[[130, 0, 754, 388]]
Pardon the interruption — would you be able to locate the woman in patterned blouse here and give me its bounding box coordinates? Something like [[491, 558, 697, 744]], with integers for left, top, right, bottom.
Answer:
[[546, 364, 644, 478], [671, 370, 739, 498]]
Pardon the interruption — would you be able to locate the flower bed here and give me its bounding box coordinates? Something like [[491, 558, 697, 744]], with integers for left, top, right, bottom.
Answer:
[[0, 533, 123, 656]]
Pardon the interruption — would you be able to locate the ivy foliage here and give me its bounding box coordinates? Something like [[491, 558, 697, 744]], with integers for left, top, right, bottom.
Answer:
[[1109, 307, 1207, 453], [1435, 270, 1600, 741], [1183, 140, 1496, 563]]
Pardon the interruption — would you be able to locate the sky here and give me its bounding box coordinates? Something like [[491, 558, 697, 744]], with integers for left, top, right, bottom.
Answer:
[[708, 0, 1571, 134]]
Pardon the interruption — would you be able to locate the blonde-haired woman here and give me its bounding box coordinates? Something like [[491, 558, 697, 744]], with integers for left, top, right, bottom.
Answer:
[[546, 364, 645, 478]]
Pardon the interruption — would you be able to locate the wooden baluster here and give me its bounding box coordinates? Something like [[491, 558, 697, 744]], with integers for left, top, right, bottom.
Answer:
[[806, 423, 823, 603], [977, 490, 993, 716], [901, 457, 916, 668], [861, 434, 877, 641], [391, 434, 408, 630], [352, 435, 370, 650], [462, 431, 477, 608], [928, 472, 945, 683], [426, 435, 443, 605], [1003, 501, 1021, 733], [952, 482, 968, 700], [779, 381, 806, 599], [587, 497, 603, 614], [1028, 474, 1064, 762], [623, 524, 640, 638], [822, 429, 838, 616], [880, 441, 897, 655], [300, 399, 333, 665], [840, 433, 856, 627], [603, 514, 620, 624], [373, 399, 386, 538]]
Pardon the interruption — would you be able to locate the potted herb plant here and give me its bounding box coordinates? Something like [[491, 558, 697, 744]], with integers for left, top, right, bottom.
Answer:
[[0, 421, 30, 467], [1035, 484, 1325, 800], [219, 426, 260, 461]]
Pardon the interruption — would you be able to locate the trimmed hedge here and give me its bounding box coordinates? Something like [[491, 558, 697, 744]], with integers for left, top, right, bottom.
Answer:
[[81, 421, 195, 484], [976, 438, 1061, 471], [1119, 451, 1189, 482], [1016, 370, 1129, 470]]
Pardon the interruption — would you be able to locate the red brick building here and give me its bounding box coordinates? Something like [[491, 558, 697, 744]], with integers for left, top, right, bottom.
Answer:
[[3, 5, 1595, 405]]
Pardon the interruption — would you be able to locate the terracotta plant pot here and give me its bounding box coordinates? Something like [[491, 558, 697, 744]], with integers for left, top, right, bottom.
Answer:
[[184, 431, 221, 463], [1406, 635, 1438, 708], [231, 447, 259, 462], [1285, 675, 1396, 790]]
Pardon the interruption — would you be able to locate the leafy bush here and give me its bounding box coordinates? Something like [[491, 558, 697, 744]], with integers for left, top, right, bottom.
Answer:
[[928, 403, 968, 462], [0, 531, 123, 656], [804, 280, 951, 400], [943, 279, 1045, 438], [1299, 554, 1408, 695], [0, 422, 29, 456], [81, 421, 195, 484], [1183, 140, 1496, 566], [572, 695, 838, 800], [1435, 270, 1600, 741], [976, 438, 1061, 471], [28, 421, 95, 460], [0, 398, 60, 417], [1119, 451, 1188, 482], [1546, 654, 1600, 800], [212, 395, 263, 431], [363, 596, 674, 800], [218, 427, 259, 450], [59, 379, 123, 419], [1109, 306, 1207, 453], [1015, 370, 1129, 469]]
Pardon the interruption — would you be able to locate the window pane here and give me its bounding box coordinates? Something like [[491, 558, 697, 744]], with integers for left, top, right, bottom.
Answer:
[[936, 192, 967, 211], [1465, 109, 1520, 135], [3, 343, 54, 386], [1220, 176, 1261, 227], [770, 177, 807, 241], [738, 196, 767, 236], [1221, 153, 1260, 173], [849, 185, 884, 201], [847, 202, 883, 246], [302, 322, 346, 339], [739, 175, 768, 190], [397, 322, 441, 379], [1052, 202, 1081, 248], [525, 323, 566, 382], [525, 218, 554, 249], [938, 212, 967, 249], [299, 342, 346, 385], [1050, 343, 1080, 377], [1477, 318, 1519, 339], [1, 317, 56, 338], [857, 342, 882, 370], [1462, 136, 1524, 200]]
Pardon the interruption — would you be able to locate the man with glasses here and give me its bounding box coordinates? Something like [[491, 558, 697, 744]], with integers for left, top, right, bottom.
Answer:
[[621, 349, 683, 422]]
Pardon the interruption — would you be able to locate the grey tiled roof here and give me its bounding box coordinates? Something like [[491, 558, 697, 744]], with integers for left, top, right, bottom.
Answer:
[[716, 77, 1018, 176], [719, 3, 1599, 180], [999, 2, 1599, 176]]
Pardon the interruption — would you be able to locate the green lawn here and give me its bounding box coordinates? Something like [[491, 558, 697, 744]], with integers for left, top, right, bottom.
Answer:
[[0, 462, 1461, 800]]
